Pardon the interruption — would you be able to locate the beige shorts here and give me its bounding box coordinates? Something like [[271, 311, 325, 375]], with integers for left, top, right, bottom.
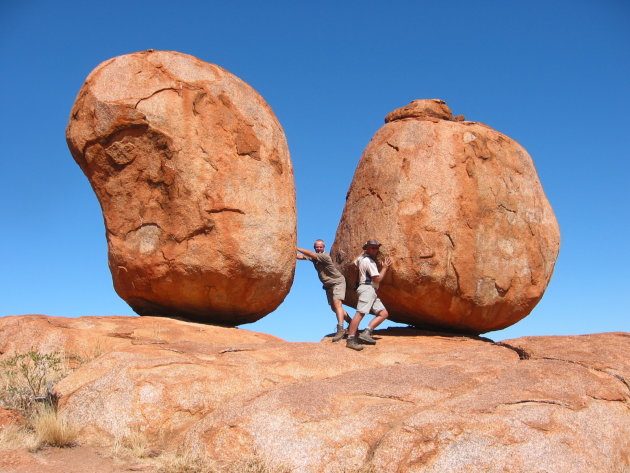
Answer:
[[325, 280, 346, 306], [356, 284, 386, 315]]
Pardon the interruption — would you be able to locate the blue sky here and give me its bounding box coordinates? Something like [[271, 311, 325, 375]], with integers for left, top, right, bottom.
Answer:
[[1, 0, 628, 342]]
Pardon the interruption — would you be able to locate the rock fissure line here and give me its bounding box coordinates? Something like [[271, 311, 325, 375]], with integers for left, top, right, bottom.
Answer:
[[500, 399, 574, 408], [81, 122, 149, 158], [192, 92, 207, 116], [130, 339, 166, 346], [368, 187, 383, 202], [206, 208, 245, 215], [449, 261, 461, 293], [538, 356, 630, 399], [498, 203, 516, 213], [361, 393, 415, 404], [125, 222, 162, 236], [445, 233, 455, 248], [493, 346, 630, 400], [495, 342, 531, 360], [134, 85, 201, 109], [218, 348, 254, 354], [612, 373, 630, 394], [172, 225, 214, 243]]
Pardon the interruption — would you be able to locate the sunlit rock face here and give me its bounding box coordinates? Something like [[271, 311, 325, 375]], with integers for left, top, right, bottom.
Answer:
[[3, 316, 625, 473], [331, 99, 560, 333], [66, 50, 296, 325]]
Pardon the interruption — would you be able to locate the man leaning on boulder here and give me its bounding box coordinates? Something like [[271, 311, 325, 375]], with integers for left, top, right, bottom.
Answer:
[[346, 239, 392, 351], [297, 239, 352, 341]]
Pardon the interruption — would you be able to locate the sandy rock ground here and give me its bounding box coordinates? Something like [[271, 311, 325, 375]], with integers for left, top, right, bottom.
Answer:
[[0, 315, 627, 473], [0, 445, 158, 473]]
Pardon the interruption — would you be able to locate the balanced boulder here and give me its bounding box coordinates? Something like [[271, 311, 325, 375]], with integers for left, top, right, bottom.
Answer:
[[331, 99, 560, 333], [66, 50, 296, 325]]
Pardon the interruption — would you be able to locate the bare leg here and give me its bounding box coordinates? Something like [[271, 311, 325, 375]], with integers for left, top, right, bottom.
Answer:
[[331, 299, 346, 326], [348, 312, 365, 337], [346, 311, 366, 350], [367, 309, 389, 330]]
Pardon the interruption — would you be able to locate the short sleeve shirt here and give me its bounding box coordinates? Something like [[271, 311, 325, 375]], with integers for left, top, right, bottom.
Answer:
[[308, 252, 345, 288], [358, 255, 380, 288]]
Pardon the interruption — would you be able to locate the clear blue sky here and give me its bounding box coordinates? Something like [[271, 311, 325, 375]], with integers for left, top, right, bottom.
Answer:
[[1, 0, 628, 342]]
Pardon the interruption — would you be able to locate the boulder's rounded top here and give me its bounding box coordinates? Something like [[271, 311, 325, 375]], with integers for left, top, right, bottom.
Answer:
[[385, 99, 455, 123]]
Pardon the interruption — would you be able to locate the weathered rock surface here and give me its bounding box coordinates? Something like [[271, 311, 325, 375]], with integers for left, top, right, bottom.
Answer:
[[1, 316, 627, 473], [0, 315, 279, 358], [331, 99, 560, 333], [0, 408, 25, 428], [66, 50, 296, 325]]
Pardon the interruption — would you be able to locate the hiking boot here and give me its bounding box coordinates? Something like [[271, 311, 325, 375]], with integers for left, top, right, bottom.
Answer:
[[358, 328, 377, 345], [332, 324, 347, 342], [346, 336, 364, 351]]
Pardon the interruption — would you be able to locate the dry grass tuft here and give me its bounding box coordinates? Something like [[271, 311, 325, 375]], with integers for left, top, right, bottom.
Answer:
[[0, 422, 38, 451], [225, 455, 293, 473], [111, 429, 161, 460], [329, 465, 376, 473], [157, 449, 213, 473], [154, 449, 293, 473], [30, 405, 78, 449]]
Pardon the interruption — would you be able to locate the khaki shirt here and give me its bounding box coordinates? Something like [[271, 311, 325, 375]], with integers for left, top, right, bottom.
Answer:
[[307, 252, 345, 288]]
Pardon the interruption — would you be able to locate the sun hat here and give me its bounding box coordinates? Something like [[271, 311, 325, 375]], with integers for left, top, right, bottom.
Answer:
[[362, 239, 382, 250]]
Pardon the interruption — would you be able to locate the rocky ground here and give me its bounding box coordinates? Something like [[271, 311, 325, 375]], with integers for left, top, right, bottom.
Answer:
[[0, 445, 156, 473], [0, 315, 627, 472]]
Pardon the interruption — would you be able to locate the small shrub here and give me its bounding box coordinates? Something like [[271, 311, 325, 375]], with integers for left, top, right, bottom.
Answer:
[[0, 349, 63, 415], [30, 404, 78, 449]]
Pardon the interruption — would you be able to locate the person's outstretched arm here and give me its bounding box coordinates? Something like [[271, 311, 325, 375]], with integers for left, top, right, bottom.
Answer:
[[297, 247, 318, 260]]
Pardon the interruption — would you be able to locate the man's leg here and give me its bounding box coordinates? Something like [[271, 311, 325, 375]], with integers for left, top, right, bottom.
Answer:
[[331, 299, 346, 325], [359, 298, 388, 345], [331, 299, 348, 342], [347, 311, 364, 337], [346, 311, 365, 351], [367, 309, 389, 330]]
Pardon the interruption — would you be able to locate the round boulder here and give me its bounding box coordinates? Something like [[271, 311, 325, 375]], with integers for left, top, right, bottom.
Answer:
[[66, 50, 296, 325], [331, 99, 560, 333]]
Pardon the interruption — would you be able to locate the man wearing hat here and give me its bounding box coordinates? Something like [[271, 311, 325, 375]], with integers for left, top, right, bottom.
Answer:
[[346, 239, 392, 351]]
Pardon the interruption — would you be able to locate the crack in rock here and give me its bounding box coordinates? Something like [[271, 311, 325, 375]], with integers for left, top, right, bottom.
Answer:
[[500, 399, 573, 408], [495, 342, 531, 360], [206, 208, 245, 215], [494, 345, 630, 399]]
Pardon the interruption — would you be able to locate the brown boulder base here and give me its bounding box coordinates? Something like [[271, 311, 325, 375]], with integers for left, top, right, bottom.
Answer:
[[66, 50, 296, 325], [331, 99, 560, 333], [1, 316, 627, 473]]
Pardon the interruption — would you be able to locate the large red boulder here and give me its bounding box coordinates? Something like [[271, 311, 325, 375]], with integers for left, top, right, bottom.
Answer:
[[331, 99, 560, 333], [66, 51, 296, 325]]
